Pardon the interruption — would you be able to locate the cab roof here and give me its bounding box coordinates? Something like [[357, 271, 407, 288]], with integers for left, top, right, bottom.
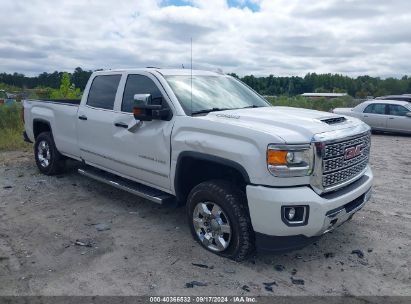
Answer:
[[366, 99, 410, 106], [93, 68, 224, 77]]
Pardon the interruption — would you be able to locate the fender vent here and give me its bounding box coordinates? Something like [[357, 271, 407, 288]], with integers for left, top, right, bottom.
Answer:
[[321, 117, 347, 125]]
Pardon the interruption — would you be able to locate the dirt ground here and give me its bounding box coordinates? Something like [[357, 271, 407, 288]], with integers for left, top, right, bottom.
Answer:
[[0, 133, 410, 296]]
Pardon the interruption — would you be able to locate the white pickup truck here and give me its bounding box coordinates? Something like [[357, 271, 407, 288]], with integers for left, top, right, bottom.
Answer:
[[23, 68, 373, 261]]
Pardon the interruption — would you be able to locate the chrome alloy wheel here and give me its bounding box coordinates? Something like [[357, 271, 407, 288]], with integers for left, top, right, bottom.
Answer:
[[192, 201, 232, 252], [37, 140, 51, 168]]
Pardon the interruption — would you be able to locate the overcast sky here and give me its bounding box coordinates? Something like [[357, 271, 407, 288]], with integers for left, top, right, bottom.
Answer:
[[1, 0, 410, 77]]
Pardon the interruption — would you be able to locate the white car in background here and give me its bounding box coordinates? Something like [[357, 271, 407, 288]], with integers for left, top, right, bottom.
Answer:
[[333, 100, 411, 134]]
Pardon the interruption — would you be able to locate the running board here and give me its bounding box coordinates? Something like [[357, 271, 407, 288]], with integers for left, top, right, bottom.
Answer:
[[78, 167, 174, 205]]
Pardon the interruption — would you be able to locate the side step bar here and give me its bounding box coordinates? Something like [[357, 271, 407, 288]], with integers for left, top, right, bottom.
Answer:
[[78, 167, 175, 205]]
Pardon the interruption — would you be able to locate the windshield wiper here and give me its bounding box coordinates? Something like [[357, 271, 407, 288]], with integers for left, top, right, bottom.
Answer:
[[191, 105, 263, 115], [191, 107, 231, 115], [240, 105, 263, 109]]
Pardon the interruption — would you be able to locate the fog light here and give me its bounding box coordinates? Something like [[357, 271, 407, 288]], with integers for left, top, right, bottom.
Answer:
[[287, 207, 296, 220], [282, 206, 309, 226]]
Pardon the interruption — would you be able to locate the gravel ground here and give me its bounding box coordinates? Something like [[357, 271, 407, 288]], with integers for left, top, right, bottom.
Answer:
[[0, 134, 410, 296]]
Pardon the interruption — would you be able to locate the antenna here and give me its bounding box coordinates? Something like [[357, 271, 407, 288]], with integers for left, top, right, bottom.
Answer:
[[190, 37, 193, 115]]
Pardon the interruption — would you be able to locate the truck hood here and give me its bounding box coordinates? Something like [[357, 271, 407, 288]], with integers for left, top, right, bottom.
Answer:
[[201, 106, 364, 143]]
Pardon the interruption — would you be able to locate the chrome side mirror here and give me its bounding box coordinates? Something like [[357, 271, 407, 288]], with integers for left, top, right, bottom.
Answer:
[[134, 94, 152, 105], [406, 112, 411, 118]]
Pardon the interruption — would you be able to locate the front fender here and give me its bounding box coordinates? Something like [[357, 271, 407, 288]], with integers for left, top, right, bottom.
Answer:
[[170, 116, 275, 193]]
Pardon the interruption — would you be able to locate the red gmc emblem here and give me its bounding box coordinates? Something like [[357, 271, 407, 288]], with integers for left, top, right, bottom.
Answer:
[[344, 144, 365, 160]]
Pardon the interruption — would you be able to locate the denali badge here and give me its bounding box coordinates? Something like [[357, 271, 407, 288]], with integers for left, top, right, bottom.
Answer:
[[344, 144, 364, 160]]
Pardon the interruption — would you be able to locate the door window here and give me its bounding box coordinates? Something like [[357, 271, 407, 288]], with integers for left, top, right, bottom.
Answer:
[[87, 75, 121, 110], [388, 104, 409, 116], [363, 104, 386, 114], [122, 75, 164, 113]]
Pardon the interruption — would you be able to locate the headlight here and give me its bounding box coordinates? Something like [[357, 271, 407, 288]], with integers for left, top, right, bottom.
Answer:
[[267, 144, 313, 177]]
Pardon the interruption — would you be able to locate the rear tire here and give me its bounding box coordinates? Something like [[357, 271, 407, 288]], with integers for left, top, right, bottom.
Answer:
[[34, 132, 65, 175], [187, 180, 254, 261]]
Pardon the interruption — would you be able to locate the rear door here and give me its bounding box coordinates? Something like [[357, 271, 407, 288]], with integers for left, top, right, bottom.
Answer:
[[361, 103, 388, 130], [386, 104, 411, 133], [77, 73, 122, 168]]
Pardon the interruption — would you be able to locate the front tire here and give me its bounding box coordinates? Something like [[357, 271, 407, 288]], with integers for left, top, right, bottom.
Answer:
[[34, 132, 65, 175], [187, 180, 254, 261]]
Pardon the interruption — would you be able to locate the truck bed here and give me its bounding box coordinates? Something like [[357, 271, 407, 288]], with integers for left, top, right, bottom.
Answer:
[[23, 98, 81, 159]]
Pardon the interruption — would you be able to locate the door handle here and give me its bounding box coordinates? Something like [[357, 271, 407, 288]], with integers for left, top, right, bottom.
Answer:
[[78, 115, 88, 120], [363, 115, 368, 117], [389, 117, 394, 120], [114, 122, 128, 128]]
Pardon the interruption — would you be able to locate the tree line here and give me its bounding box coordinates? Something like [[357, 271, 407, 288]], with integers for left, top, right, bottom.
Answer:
[[233, 73, 411, 98], [1, 67, 410, 98], [0, 67, 93, 92]]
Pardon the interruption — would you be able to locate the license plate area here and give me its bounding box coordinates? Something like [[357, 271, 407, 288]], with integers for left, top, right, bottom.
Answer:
[[321, 187, 372, 234]]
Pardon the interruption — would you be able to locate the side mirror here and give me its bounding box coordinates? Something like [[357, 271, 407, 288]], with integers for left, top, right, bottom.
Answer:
[[133, 94, 170, 121], [406, 112, 411, 118]]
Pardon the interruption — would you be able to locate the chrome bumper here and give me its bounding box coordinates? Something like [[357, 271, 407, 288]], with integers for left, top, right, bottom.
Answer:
[[318, 187, 372, 235]]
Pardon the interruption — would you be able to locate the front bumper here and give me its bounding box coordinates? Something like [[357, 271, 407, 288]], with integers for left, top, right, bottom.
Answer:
[[246, 166, 373, 251]]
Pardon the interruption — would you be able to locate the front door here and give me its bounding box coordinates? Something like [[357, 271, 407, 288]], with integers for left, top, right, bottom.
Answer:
[[109, 73, 174, 192]]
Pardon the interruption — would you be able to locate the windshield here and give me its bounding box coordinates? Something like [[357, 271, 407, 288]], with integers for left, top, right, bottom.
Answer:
[[165, 75, 269, 115]]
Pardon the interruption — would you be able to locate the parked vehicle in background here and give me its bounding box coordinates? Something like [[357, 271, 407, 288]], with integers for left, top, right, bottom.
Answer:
[[23, 68, 373, 260], [0, 90, 16, 106], [376, 95, 411, 103], [333, 100, 411, 134], [0, 90, 7, 104]]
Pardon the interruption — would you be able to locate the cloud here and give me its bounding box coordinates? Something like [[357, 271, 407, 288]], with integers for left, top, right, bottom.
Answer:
[[0, 0, 410, 77]]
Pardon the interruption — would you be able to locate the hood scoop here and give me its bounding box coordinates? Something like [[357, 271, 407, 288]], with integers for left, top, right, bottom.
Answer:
[[320, 116, 347, 125]]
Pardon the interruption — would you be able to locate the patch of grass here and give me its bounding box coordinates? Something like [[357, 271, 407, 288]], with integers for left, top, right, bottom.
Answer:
[[0, 104, 31, 152], [0, 128, 30, 151]]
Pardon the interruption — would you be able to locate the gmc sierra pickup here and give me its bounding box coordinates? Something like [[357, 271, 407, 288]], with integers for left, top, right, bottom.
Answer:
[[23, 68, 373, 261]]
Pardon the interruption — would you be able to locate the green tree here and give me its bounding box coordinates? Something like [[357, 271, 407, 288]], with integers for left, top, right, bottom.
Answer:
[[50, 73, 81, 99]]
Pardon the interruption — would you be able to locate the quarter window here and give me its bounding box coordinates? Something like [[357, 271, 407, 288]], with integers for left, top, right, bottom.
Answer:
[[87, 75, 121, 110], [388, 104, 409, 116], [363, 104, 386, 115], [122, 75, 164, 113]]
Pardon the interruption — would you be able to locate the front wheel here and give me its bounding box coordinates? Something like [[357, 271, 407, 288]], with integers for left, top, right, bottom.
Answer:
[[187, 180, 254, 261], [34, 132, 65, 175]]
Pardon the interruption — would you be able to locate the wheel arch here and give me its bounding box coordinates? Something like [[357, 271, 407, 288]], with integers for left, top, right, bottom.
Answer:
[[174, 151, 250, 203], [33, 119, 52, 139]]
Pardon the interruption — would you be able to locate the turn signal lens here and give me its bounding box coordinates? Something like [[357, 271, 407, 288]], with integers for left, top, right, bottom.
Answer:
[[267, 150, 288, 165], [133, 107, 143, 115]]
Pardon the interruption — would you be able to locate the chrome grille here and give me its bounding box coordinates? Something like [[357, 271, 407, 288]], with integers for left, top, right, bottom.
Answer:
[[324, 134, 370, 159], [322, 133, 371, 189]]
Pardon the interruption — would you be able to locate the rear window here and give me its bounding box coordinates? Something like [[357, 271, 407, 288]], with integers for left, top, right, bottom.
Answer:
[[87, 75, 121, 110]]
